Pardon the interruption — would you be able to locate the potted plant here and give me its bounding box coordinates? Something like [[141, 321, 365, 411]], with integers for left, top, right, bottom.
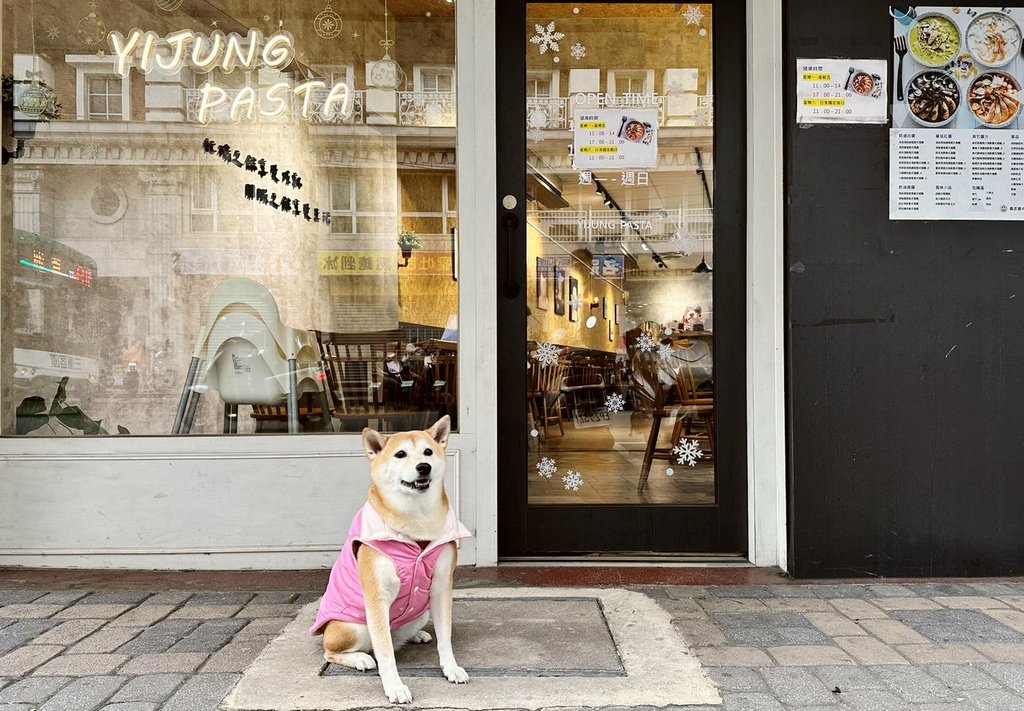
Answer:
[[398, 229, 422, 267]]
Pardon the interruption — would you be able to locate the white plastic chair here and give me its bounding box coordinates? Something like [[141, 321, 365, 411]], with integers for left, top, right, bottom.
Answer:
[[172, 279, 328, 434]]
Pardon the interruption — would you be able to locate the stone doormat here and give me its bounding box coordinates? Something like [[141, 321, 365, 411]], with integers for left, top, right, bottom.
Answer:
[[323, 597, 625, 677], [222, 587, 721, 710]]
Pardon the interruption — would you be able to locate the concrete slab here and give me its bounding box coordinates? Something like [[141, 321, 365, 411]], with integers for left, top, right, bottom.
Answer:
[[223, 587, 721, 710], [323, 598, 624, 677]]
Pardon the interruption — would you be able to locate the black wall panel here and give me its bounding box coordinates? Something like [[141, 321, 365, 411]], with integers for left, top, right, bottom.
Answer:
[[785, 1, 1024, 577]]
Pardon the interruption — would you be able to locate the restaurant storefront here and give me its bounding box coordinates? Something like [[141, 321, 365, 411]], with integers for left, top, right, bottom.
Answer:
[[1, 0, 1015, 577]]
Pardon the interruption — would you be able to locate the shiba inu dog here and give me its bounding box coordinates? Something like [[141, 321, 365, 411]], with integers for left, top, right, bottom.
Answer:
[[310, 415, 471, 704]]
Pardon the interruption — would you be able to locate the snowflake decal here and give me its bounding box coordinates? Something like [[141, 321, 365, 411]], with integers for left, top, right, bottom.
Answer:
[[569, 295, 585, 311], [45, 22, 61, 40], [533, 342, 560, 368], [527, 125, 545, 144], [636, 333, 657, 353], [530, 21, 565, 55], [536, 457, 557, 479], [683, 4, 705, 26], [672, 438, 704, 467], [694, 106, 712, 127], [570, 42, 587, 60], [658, 343, 674, 360], [562, 470, 584, 491], [605, 393, 625, 413]]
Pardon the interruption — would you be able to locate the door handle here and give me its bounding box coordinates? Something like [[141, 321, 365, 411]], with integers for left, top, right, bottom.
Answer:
[[502, 211, 520, 298]]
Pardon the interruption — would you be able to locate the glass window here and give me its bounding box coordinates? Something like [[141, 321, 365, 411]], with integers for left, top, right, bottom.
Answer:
[[528, 72, 553, 98], [418, 67, 455, 92], [612, 70, 649, 95], [3, 0, 459, 436], [526, 4, 714, 506], [87, 76, 123, 121]]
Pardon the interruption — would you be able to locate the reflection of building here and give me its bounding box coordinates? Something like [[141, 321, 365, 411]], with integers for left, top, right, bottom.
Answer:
[[5, 6, 460, 435], [524, 13, 716, 353]]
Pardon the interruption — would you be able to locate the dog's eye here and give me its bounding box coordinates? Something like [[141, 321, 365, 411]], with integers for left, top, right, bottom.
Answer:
[[424, 448, 433, 456], [395, 450, 407, 459]]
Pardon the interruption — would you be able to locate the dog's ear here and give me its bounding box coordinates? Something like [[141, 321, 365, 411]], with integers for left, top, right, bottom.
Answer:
[[426, 415, 451, 447], [362, 427, 388, 460]]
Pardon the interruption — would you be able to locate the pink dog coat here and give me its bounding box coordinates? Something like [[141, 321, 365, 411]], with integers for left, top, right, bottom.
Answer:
[[310, 502, 472, 635]]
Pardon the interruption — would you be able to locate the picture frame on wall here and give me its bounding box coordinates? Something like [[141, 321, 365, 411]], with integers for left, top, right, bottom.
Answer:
[[602, 297, 609, 319], [536, 257, 549, 310], [554, 265, 566, 316], [614, 303, 621, 325], [568, 276, 580, 323], [608, 320, 614, 343]]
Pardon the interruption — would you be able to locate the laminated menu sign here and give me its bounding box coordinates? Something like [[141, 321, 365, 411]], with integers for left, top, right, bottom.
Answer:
[[796, 58, 889, 124], [890, 6, 1024, 219], [573, 108, 658, 169]]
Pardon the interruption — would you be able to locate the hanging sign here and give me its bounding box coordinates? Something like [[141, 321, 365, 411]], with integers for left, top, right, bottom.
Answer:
[[795, 58, 889, 124], [573, 108, 659, 169], [890, 6, 1024, 220]]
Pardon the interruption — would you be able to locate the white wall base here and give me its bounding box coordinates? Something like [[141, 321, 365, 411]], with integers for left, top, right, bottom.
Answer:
[[0, 436, 477, 570]]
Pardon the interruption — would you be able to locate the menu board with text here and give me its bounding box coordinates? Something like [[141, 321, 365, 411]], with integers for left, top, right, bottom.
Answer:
[[796, 58, 889, 124], [573, 108, 659, 169], [890, 6, 1024, 219]]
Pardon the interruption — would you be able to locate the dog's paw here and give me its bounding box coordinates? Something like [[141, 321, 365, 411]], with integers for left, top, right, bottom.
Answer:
[[383, 681, 413, 704], [443, 664, 469, 684], [410, 630, 432, 644], [325, 651, 376, 672]]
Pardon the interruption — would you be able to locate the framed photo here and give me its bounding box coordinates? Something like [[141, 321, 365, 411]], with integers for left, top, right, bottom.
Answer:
[[536, 257, 549, 310], [568, 276, 580, 322], [614, 303, 621, 325], [608, 320, 614, 343], [602, 297, 609, 319], [553, 265, 566, 316]]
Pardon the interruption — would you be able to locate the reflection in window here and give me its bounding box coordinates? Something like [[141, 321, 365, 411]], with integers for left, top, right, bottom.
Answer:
[[612, 70, 650, 96], [330, 175, 357, 234], [87, 76, 123, 121], [2, 0, 459, 436], [528, 72, 553, 98], [525, 5, 714, 507], [418, 67, 455, 93]]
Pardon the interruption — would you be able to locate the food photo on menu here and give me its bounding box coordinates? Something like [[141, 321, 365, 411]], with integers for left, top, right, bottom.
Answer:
[[893, 6, 1023, 129]]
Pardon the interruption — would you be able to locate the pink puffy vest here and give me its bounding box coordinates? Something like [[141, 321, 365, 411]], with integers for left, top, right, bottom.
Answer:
[[310, 502, 472, 634]]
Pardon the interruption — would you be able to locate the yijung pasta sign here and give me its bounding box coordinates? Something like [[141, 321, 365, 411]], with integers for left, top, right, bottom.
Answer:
[[573, 108, 659, 169], [108, 29, 353, 124]]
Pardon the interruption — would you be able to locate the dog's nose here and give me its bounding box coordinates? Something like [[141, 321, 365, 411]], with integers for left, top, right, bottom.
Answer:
[[416, 462, 431, 477]]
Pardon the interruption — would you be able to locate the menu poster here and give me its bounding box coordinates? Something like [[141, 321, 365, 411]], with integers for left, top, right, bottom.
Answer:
[[796, 58, 889, 124], [573, 108, 659, 169], [890, 6, 1024, 220]]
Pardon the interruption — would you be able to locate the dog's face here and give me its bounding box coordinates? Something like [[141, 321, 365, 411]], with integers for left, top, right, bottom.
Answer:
[[362, 416, 450, 496]]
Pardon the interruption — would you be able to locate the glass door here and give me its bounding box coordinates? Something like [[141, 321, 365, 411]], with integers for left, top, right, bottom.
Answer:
[[497, 1, 747, 556]]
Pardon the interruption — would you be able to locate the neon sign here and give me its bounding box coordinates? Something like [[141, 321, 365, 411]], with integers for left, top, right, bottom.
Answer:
[[108, 29, 353, 123]]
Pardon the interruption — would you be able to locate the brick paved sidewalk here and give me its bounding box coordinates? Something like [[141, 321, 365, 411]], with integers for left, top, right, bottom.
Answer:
[[0, 582, 1022, 710]]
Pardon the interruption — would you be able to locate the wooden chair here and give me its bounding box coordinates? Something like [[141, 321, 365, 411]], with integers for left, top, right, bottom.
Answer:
[[667, 340, 715, 466], [528, 358, 566, 438], [627, 327, 715, 493], [419, 350, 458, 428], [315, 329, 423, 432], [250, 392, 332, 433], [560, 363, 606, 415]]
